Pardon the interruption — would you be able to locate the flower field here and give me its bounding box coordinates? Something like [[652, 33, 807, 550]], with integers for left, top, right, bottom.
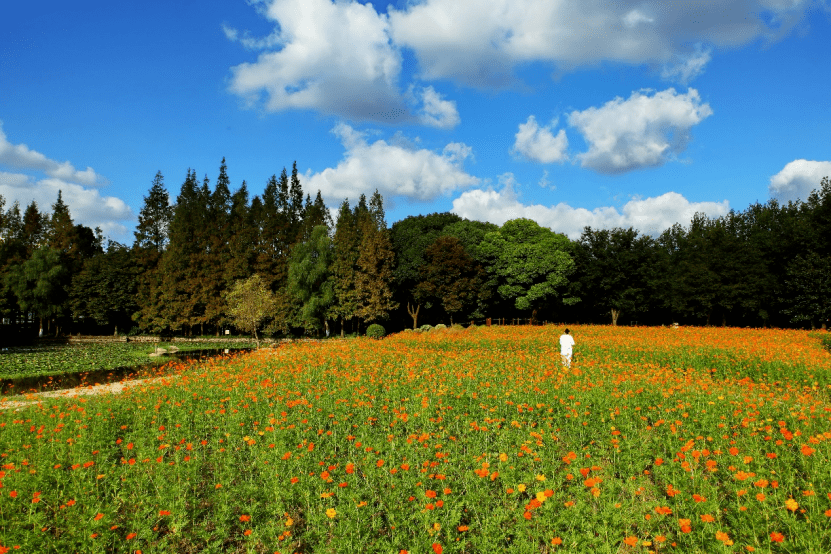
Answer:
[[1, 325, 830, 553]]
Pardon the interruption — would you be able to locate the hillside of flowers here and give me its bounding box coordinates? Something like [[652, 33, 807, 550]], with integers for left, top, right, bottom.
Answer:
[[1, 325, 830, 553]]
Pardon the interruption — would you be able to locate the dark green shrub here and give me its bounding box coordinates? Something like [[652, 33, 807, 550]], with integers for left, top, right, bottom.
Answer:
[[366, 324, 386, 339]]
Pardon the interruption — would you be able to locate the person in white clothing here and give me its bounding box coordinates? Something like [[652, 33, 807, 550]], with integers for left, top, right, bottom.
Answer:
[[559, 328, 575, 368]]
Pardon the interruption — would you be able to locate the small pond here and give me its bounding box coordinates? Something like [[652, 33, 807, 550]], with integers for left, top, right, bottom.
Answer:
[[1, 348, 251, 396]]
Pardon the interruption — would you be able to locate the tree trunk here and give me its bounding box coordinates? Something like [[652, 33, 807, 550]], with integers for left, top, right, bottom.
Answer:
[[341, 317, 345, 338], [407, 302, 420, 329], [610, 309, 621, 326], [722, 313, 726, 327]]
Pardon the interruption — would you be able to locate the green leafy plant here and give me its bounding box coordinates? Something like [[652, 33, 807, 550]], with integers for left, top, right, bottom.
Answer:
[[365, 323, 385, 339]]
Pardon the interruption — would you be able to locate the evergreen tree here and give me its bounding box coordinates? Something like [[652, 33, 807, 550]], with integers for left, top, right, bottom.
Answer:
[[133, 171, 172, 252], [203, 159, 234, 331], [329, 200, 360, 335], [225, 180, 254, 287], [21, 201, 46, 254], [287, 225, 334, 335], [132, 172, 172, 333]]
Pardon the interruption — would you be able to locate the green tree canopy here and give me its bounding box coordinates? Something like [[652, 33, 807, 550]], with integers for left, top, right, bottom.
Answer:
[[287, 225, 334, 335], [479, 218, 577, 313]]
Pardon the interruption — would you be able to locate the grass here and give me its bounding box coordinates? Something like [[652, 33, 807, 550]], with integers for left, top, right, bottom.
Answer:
[[0, 325, 830, 553]]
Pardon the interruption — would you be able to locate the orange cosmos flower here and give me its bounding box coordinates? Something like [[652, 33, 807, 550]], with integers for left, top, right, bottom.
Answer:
[[431, 543, 442, 554], [551, 537, 562, 546], [623, 536, 638, 546], [770, 532, 784, 543], [239, 515, 251, 522], [785, 499, 798, 512]]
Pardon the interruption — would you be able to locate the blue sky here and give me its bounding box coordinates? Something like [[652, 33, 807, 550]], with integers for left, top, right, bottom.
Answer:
[[2, 0, 831, 244]]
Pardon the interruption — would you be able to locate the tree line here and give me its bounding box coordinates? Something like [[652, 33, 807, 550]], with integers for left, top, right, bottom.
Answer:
[[0, 158, 828, 342]]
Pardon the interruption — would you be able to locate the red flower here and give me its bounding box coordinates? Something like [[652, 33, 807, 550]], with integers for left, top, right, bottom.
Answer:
[[770, 532, 785, 543], [239, 515, 251, 522], [431, 544, 442, 554]]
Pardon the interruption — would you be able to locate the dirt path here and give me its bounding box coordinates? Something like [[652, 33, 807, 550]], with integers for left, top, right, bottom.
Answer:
[[0, 375, 178, 411]]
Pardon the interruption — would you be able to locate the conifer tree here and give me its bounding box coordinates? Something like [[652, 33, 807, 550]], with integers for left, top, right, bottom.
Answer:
[[133, 171, 172, 252], [355, 191, 397, 325], [132, 171, 172, 333], [288, 225, 334, 335], [329, 200, 360, 335], [204, 159, 234, 331]]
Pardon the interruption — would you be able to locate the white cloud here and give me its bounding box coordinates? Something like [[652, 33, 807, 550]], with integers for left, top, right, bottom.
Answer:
[[0, 122, 133, 239], [388, 0, 808, 87], [304, 123, 480, 202], [226, 0, 408, 122], [567, 88, 713, 174], [769, 159, 831, 202], [451, 176, 729, 239], [411, 85, 461, 129], [0, 172, 133, 238], [512, 116, 569, 163], [661, 45, 712, 85], [0, 122, 106, 187]]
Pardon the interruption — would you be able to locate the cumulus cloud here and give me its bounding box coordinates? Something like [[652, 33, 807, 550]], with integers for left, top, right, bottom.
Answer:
[[0, 172, 133, 238], [0, 123, 133, 239], [567, 88, 713, 174], [410, 85, 461, 129], [769, 159, 831, 202], [0, 122, 107, 187], [226, 0, 408, 122], [451, 175, 729, 239], [304, 123, 480, 202], [388, 0, 808, 87], [512, 116, 569, 164]]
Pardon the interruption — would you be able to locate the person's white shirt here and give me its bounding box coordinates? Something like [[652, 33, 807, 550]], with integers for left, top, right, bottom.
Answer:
[[559, 333, 575, 354]]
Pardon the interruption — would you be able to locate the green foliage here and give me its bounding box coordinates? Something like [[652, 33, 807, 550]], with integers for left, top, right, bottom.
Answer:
[[5, 246, 68, 322], [133, 171, 172, 252], [224, 274, 277, 347], [574, 227, 655, 325], [365, 323, 385, 338], [479, 218, 577, 312], [419, 324, 433, 332], [434, 323, 447, 330], [287, 225, 334, 335], [781, 251, 831, 327]]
